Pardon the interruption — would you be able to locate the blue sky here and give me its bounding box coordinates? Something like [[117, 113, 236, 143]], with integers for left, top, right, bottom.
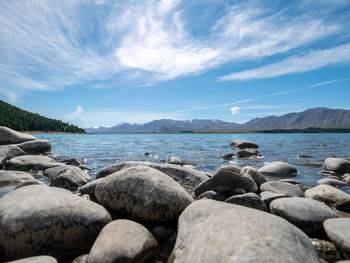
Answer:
[[0, 0, 350, 127]]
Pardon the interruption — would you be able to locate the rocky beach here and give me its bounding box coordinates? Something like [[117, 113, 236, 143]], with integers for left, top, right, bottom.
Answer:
[[1, 126, 350, 263]]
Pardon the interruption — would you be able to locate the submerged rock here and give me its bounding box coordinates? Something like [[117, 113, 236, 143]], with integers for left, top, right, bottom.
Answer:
[[17, 139, 51, 154], [324, 158, 350, 175], [168, 200, 319, 263], [0, 126, 36, 145], [324, 218, 350, 259], [167, 156, 196, 166], [230, 140, 259, 149], [260, 181, 304, 197], [237, 149, 261, 158], [258, 161, 298, 178]]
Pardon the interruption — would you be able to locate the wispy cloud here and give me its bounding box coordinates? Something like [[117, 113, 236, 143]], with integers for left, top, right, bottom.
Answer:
[[63, 106, 84, 121]]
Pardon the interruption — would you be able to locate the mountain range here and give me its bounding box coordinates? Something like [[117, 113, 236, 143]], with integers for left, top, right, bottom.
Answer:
[[85, 107, 350, 133]]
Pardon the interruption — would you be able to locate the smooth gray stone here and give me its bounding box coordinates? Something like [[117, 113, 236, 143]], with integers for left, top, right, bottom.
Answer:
[[17, 139, 51, 154], [14, 179, 47, 189], [318, 178, 347, 187], [270, 197, 338, 234], [96, 161, 209, 196], [6, 255, 58, 263], [214, 165, 241, 174], [194, 166, 258, 197], [6, 155, 59, 171], [220, 153, 235, 160], [196, 190, 226, 201], [95, 166, 193, 224], [324, 158, 350, 175], [240, 166, 267, 187], [258, 161, 298, 178], [168, 200, 319, 263], [79, 179, 104, 195], [237, 149, 261, 158], [225, 193, 267, 211], [167, 156, 196, 166], [0, 126, 36, 145], [0, 145, 26, 160], [44, 165, 86, 181], [230, 140, 259, 149], [260, 191, 289, 206], [87, 219, 158, 263], [305, 185, 350, 211], [324, 218, 350, 259], [0, 170, 34, 187], [51, 168, 89, 191], [311, 238, 342, 263], [0, 185, 111, 261], [260, 181, 304, 197]]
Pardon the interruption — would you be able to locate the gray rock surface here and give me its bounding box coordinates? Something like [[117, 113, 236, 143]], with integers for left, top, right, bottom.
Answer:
[[6, 256, 58, 263], [44, 165, 85, 181], [87, 219, 158, 263], [17, 139, 51, 154], [311, 238, 342, 263], [79, 179, 103, 195], [0, 185, 111, 261], [260, 191, 289, 206], [237, 149, 261, 158], [258, 161, 298, 178], [324, 158, 350, 174], [95, 166, 193, 224], [6, 155, 60, 171], [0, 126, 36, 145], [0, 170, 34, 187], [240, 166, 267, 187], [230, 140, 259, 149], [270, 197, 338, 234], [0, 145, 26, 167], [51, 167, 89, 191], [305, 185, 350, 211], [225, 193, 267, 211], [14, 179, 47, 189], [168, 199, 319, 263], [318, 178, 347, 187], [167, 156, 196, 166], [96, 161, 209, 196], [260, 181, 304, 197], [196, 190, 226, 201], [72, 255, 88, 263], [324, 218, 350, 259]]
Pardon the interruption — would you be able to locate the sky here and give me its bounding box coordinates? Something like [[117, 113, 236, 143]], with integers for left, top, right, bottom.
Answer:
[[0, 0, 350, 128]]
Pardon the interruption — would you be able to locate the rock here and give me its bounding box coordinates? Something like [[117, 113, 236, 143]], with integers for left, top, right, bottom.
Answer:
[[196, 190, 226, 201], [6, 155, 61, 171], [79, 179, 103, 195], [0, 170, 34, 187], [230, 140, 259, 149], [0, 145, 26, 167], [51, 167, 89, 191], [237, 149, 261, 158], [0, 185, 111, 261], [225, 193, 267, 211], [297, 154, 313, 158], [240, 166, 267, 187], [168, 200, 319, 263], [87, 219, 158, 263], [168, 156, 196, 166], [260, 181, 304, 197], [44, 165, 88, 181], [72, 255, 88, 263], [324, 158, 350, 174], [65, 158, 81, 166], [318, 178, 347, 187], [194, 166, 258, 198], [301, 161, 322, 168], [324, 218, 350, 259], [260, 191, 289, 206], [14, 179, 47, 189], [311, 238, 342, 263], [258, 161, 298, 178], [279, 179, 301, 184], [214, 165, 241, 174], [144, 151, 155, 156], [344, 173, 350, 185], [6, 255, 58, 263], [270, 197, 338, 234], [0, 126, 36, 145], [95, 161, 209, 196], [17, 140, 51, 154], [95, 166, 193, 224], [220, 153, 235, 160], [305, 185, 350, 211]]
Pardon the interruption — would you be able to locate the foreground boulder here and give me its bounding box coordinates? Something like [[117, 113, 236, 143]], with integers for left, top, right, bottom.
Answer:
[[87, 219, 158, 263], [324, 158, 350, 175], [0, 145, 26, 168], [0, 126, 36, 145], [0, 185, 111, 261], [324, 218, 350, 259], [258, 161, 298, 178], [6, 155, 61, 171], [168, 200, 319, 263], [230, 140, 259, 149], [17, 139, 51, 154], [96, 161, 209, 196], [95, 166, 193, 224]]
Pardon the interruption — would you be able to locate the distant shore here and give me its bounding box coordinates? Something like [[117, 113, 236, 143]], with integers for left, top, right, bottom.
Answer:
[[25, 131, 86, 135]]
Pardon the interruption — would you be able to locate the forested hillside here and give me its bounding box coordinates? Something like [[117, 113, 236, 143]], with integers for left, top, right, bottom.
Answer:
[[0, 100, 85, 133]]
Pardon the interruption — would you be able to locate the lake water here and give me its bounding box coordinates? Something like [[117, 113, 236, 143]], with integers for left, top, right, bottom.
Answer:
[[34, 133, 350, 190]]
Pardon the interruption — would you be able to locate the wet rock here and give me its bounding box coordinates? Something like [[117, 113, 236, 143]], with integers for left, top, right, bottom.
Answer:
[[297, 154, 313, 159], [240, 166, 267, 187], [0, 170, 33, 187], [144, 151, 154, 156], [96, 161, 209, 196], [87, 219, 158, 263], [194, 166, 258, 198], [311, 238, 342, 263], [168, 200, 319, 263], [0, 126, 36, 145], [0, 185, 111, 261], [230, 140, 259, 149], [270, 197, 338, 235], [302, 161, 322, 168], [167, 156, 196, 166], [6, 155, 62, 171], [318, 178, 347, 187], [324, 218, 350, 259], [95, 166, 193, 224], [324, 158, 350, 175], [260, 181, 304, 197], [225, 193, 267, 211], [6, 255, 58, 263], [51, 167, 89, 191], [64, 158, 82, 166], [258, 161, 298, 178], [237, 149, 261, 158], [17, 139, 51, 154], [220, 153, 235, 160], [260, 191, 289, 206], [305, 185, 350, 211]]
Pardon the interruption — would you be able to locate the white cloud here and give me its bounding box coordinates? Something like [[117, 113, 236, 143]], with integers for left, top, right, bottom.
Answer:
[[63, 106, 84, 121], [230, 106, 240, 115]]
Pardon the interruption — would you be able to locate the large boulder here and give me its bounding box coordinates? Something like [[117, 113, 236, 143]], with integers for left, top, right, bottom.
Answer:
[[270, 197, 338, 234], [0, 126, 36, 145], [324, 158, 350, 175], [0, 170, 34, 187], [230, 140, 259, 149], [50, 167, 89, 191], [87, 219, 158, 263], [0, 145, 26, 168], [96, 161, 209, 196], [240, 166, 267, 187], [324, 218, 350, 259], [168, 200, 319, 263], [305, 185, 350, 211], [6, 155, 62, 171], [258, 161, 297, 178], [194, 166, 258, 198], [17, 140, 51, 154], [0, 185, 111, 261], [95, 166, 193, 224], [260, 181, 304, 197]]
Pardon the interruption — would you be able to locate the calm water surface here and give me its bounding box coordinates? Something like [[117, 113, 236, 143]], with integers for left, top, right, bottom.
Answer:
[[34, 133, 350, 189]]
